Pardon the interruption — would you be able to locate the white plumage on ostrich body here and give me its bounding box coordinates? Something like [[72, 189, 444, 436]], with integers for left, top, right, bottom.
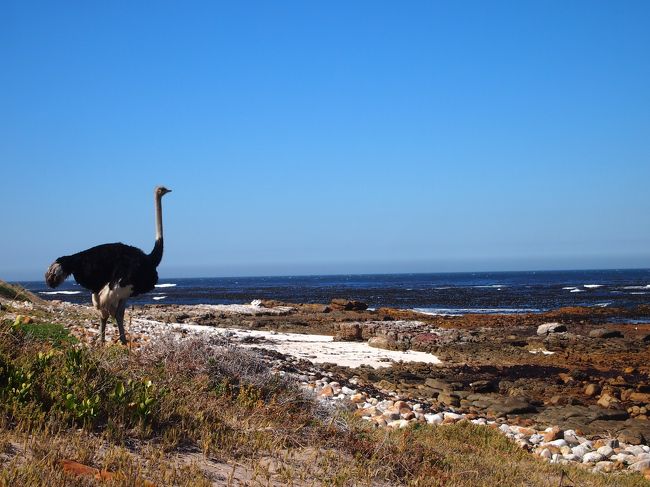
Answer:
[[45, 186, 171, 344]]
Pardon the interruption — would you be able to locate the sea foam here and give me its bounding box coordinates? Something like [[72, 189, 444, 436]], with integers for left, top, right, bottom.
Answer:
[[155, 283, 177, 288], [413, 307, 539, 316]]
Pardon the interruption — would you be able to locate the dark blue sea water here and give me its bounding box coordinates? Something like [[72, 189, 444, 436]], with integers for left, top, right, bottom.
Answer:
[[19, 269, 650, 316]]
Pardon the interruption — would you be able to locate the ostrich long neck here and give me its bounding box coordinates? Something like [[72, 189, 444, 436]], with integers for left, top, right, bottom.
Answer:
[[149, 193, 164, 267]]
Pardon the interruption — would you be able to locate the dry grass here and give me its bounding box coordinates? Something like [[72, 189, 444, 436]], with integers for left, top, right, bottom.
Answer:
[[0, 279, 43, 304]]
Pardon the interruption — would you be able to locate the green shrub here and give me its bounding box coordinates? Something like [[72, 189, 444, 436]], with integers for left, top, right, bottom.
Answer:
[[17, 322, 77, 347]]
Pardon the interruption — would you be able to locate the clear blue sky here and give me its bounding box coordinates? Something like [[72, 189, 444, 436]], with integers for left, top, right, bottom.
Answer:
[[1, 1, 649, 280]]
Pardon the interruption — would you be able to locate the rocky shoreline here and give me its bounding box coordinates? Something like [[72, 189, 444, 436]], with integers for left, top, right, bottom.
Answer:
[[20, 297, 650, 476]]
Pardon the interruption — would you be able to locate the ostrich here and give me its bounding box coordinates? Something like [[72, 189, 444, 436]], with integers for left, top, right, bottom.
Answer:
[[45, 186, 172, 344]]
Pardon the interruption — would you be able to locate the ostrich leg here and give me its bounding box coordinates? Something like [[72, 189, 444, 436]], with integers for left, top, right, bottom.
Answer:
[[115, 299, 128, 345], [99, 316, 108, 343]]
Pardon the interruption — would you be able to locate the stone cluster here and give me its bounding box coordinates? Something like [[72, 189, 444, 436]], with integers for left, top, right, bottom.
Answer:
[[306, 374, 650, 476]]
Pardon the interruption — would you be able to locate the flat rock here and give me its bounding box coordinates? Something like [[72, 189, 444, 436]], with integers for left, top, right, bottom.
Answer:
[[588, 329, 623, 339], [618, 428, 646, 445], [487, 397, 535, 417]]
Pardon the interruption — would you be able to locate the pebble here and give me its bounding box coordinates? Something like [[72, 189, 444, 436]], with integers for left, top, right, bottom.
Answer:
[[545, 439, 568, 448], [630, 459, 650, 471], [583, 452, 604, 463], [424, 413, 443, 425], [596, 445, 614, 458], [387, 419, 410, 429], [563, 429, 579, 444], [571, 443, 593, 459]]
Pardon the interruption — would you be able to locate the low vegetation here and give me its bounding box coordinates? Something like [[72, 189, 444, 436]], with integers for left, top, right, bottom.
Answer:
[[0, 292, 649, 485], [0, 281, 42, 303]]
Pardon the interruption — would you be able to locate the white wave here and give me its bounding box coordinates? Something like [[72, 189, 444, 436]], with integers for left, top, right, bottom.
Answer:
[[40, 291, 82, 295], [413, 307, 539, 316], [583, 284, 603, 289], [629, 292, 647, 295], [472, 285, 507, 288], [570, 289, 585, 293], [152, 296, 167, 300], [593, 302, 611, 307], [622, 285, 650, 290], [155, 283, 177, 288], [562, 287, 577, 290]]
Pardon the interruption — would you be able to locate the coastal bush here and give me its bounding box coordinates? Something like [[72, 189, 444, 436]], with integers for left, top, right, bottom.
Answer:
[[17, 322, 77, 346]]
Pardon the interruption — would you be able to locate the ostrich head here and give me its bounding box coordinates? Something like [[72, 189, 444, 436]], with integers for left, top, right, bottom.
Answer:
[[156, 186, 172, 197]]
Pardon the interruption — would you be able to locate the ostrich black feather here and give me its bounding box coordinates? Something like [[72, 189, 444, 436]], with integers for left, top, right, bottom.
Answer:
[[48, 243, 159, 296]]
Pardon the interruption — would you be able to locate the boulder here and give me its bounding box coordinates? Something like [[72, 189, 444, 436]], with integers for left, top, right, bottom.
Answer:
[[537, 323, 567, 336], [618, 428, 645, 445], [368, 336, 398, 350], [335, 323, 362, 341]]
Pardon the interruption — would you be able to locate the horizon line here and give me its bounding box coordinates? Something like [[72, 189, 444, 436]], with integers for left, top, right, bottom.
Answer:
[[12, 266, 650, 283]]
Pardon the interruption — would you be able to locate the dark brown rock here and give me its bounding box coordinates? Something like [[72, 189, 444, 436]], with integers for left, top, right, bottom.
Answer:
[[469, 380, 496, 393], [487, 397, 535, 417], [438, 392, 461, 407], [330, 299, 368, 311], [589, 329, 623, 339], [618, 428, 645, 445], [335, 323, 362, 341]]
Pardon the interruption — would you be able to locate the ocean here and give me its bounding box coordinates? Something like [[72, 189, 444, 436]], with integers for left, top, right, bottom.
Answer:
[[20, 268, 650, 316]]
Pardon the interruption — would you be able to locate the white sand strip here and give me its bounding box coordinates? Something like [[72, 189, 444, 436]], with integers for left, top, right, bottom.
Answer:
[[194, 303, 295, 315], [132, 319, 441, 369]]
